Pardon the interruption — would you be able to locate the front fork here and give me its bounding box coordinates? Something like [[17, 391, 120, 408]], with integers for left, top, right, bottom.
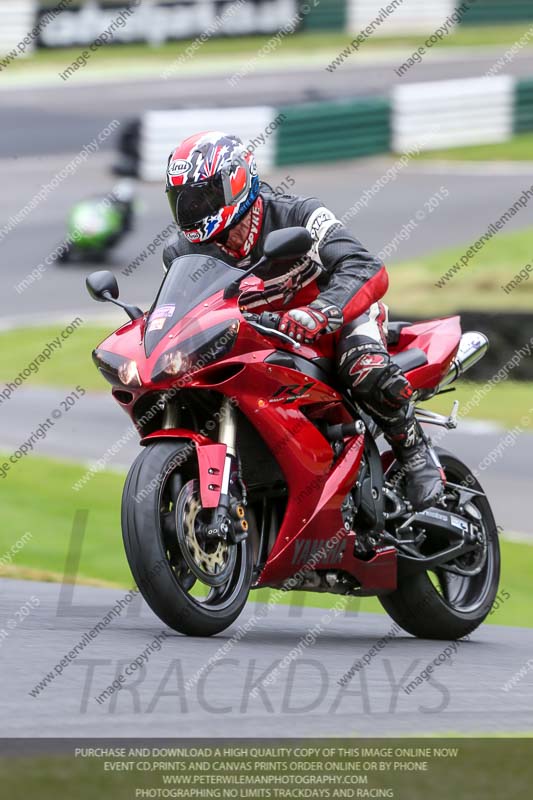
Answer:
[[209, 398, 248, 544], [219, 396, 237, 495]]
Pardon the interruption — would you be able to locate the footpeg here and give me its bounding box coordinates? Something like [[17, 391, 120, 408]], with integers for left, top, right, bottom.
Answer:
[[416, 400, 459, 430]]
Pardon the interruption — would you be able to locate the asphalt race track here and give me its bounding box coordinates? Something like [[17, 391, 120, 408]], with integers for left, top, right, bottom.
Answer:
[[2, 152, 533, 320], [1, 47, 533, 743], [2, 579, 532, 737], [1, 148, 532, 540], [3, 49, 533, 157]]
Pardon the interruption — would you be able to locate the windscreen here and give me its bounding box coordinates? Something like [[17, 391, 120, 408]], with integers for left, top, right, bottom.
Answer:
[[144, 254, 243, 356]]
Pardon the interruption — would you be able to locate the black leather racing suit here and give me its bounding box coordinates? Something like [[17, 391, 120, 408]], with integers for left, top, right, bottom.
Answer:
[[162, 184, 414, 438]]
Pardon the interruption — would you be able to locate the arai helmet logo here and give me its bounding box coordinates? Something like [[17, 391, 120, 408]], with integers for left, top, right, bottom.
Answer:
[[185, 230, 202, 242], [168, 159, 191, 176]]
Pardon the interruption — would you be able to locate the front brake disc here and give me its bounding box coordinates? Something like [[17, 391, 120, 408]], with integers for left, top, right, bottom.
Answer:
[[175, 479, 236, 587]]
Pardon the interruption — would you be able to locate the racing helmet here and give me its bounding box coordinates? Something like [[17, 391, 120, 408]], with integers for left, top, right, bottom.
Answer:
[[165, 131, 260, 244], [112, 179, 135, 204]]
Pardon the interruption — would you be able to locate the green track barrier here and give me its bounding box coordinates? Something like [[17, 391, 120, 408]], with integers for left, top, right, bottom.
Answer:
[[514, 78, 533, 133], [460, 0, 533, 25], [300, 0, 347, 31], [275, 97, 391, 166]]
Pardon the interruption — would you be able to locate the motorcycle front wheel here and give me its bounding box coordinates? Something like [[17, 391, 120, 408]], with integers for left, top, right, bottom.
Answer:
[[121, 441, 253, 636], [379, 449, 501, 640]]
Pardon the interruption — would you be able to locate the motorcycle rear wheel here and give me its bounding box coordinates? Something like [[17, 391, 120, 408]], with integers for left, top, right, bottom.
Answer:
[[121, 441, 253, 636], [379, 449, 501, 640]]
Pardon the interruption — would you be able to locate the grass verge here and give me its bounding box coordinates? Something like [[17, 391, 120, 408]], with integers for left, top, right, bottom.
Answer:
[[415, 132, 533, 162], [0, 324, 111, 393], [2, 739, 533, 798], [0, 454, 129, 586], [422, 382, 533, 430], [5, 25, 533, 73], [388, 226, 533, 315], [1, 453, 530, 627]]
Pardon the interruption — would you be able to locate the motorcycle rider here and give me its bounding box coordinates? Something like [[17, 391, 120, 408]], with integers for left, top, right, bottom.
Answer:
[[163, 131, 444, 511]]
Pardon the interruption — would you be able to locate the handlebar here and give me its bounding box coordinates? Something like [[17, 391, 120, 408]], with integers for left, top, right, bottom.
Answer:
[[244, 311, 280, 329], [243, 311, 301, 350]]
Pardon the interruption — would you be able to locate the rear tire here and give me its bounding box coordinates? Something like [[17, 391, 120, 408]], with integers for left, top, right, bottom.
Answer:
[[379, 450, 500, 640], [122, 441, 253, 636]]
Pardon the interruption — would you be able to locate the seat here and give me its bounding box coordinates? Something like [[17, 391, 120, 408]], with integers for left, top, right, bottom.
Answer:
[[268, 344, 427, 389], [310, 321, 414, 376], [390, 347, 428, 373], [312, 347, 428, 383], [387, 320, 412, 346]]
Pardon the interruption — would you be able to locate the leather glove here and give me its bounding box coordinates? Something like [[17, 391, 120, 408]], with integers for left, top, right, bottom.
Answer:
[[279, 302, 342, 344]]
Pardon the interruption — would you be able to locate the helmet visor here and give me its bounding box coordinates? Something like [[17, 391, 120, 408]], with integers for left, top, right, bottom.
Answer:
[[167, 156, 252, 231], [168, 175, 226, 230]]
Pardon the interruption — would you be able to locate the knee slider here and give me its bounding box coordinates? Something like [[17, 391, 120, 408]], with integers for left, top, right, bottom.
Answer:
[[340, 344, 390, 396], [376, 363, 414, 409]]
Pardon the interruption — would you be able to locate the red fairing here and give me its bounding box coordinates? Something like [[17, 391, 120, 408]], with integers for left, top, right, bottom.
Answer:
[[389, 316, 461, 391], [141, 430, 213, 447], [196, 443, 227, 508], [97, 263, 464, 596], [140, 431, 227, 508]]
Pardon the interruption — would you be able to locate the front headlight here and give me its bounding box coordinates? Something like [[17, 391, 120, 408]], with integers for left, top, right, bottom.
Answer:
[[93, 349, 142, 388], [117, 359, 141, 387], [152, 320, 239, 384], [157, 348, 191, 377]]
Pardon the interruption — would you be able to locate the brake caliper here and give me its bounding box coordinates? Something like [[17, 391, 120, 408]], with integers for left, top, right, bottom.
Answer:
[[204, 498, 249, 545]]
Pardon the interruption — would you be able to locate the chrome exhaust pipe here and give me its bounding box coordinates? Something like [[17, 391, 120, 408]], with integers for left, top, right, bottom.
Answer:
[[437, 331, 489, 391]]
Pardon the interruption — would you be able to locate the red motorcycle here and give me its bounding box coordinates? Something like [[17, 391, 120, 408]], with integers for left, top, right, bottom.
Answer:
[[87, 227, 500, 639]]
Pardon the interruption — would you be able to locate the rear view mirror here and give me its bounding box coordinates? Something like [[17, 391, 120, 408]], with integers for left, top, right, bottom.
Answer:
[[85, 270, 143, 321], [263, 227, 312, 260], [86, 270, 119, 303]]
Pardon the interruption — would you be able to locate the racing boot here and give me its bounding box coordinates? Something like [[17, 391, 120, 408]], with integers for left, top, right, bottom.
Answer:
[[383, 410, 445, 511]]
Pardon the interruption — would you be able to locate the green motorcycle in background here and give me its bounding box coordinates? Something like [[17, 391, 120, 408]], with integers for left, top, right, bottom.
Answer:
[[57, 180, 136, 264]]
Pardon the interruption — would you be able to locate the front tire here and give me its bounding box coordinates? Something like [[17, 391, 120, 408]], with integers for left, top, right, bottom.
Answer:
[[121, 441, 253, 636], [379, 450, 501, 640]]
